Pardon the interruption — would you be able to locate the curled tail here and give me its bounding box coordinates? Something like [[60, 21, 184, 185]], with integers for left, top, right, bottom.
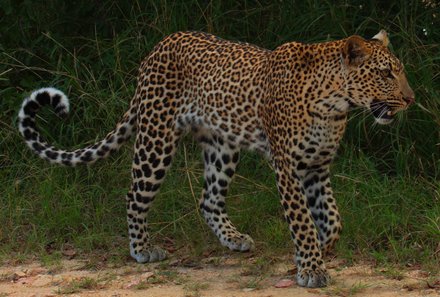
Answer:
[[18, 87, 137, 166]]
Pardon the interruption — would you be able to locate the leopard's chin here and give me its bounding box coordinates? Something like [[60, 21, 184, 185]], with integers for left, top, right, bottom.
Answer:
[[374, 117, 394, 125], [370, 99, 395, 125]]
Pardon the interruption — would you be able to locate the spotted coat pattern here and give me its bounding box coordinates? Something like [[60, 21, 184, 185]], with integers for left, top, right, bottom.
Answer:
[[18, 30, 414, 288]]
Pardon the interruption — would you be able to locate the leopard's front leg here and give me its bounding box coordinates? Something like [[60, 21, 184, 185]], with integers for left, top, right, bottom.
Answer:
[[303, 166, 342, 255], [274, 159, 329, 288]]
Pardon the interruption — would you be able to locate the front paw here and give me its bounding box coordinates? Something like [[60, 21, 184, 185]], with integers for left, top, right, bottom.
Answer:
[[296, 266, 329, 288], [130, 246, 167, 263]]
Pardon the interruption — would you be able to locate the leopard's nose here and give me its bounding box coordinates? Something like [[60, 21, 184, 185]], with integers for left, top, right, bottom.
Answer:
[[404, 96, 415, 106]]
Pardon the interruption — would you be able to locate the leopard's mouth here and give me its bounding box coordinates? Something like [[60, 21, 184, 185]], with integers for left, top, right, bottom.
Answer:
[[370, 100, 395, 125]]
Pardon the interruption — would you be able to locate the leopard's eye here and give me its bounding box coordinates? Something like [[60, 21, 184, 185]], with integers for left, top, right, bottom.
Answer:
[[381, 69, 393, 78]]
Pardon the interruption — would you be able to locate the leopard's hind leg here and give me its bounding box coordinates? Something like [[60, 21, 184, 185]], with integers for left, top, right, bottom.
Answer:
[[198, 134, 255, 252], [126, 103, 181, 263]]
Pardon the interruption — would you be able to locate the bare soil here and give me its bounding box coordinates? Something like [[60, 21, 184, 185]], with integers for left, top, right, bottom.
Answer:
[[0, 255, 438, 297]]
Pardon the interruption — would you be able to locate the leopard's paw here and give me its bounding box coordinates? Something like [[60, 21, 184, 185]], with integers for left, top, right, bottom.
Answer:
[[130, 246, 167, 263], [296, 266, 329, 288], [224, 234, 255, 252]]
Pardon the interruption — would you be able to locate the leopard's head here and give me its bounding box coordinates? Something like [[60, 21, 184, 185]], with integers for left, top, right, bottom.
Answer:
[[341, 30, 414, 124]]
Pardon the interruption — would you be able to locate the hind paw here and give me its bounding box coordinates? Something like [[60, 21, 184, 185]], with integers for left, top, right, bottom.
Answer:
[[223, 234, 255, 252], [296, 266, 330, 288]]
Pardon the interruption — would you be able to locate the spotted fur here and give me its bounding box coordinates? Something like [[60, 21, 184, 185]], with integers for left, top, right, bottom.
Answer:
[[18, 30, 414, 288]]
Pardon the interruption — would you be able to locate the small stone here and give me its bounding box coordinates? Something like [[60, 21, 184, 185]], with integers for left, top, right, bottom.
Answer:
[[141, 271, 154, 279], [124, 279, 141, 289], [12, 271, 27, 282], [275, 279, 295, 288], [62, 247, 77, 259]]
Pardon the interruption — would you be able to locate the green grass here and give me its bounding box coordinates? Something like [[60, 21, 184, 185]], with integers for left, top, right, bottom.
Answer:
[[0, 0, 439, 272]]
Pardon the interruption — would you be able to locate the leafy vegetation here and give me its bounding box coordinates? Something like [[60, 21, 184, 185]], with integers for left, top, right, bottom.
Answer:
[[0, 0, 438, 270]]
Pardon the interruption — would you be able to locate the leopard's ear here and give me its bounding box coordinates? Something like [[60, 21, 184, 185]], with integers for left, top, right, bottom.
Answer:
[[372, 30, 390, 47], [342, 35, 371, 67]]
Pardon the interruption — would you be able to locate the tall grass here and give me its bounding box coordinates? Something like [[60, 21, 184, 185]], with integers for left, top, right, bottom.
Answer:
[[0, 0, 438, 268]]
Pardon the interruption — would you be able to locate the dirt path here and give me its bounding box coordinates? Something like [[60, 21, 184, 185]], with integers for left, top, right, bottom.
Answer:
[[0, 255, 438, 297]]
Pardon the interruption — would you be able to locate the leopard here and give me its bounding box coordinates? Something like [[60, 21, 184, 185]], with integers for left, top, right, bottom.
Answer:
[[18, 30, 414, 288]]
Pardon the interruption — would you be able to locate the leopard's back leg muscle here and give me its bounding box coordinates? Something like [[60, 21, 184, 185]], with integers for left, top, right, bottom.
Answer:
[[125, 46, 185, 263], [127, 124, 180, 263]]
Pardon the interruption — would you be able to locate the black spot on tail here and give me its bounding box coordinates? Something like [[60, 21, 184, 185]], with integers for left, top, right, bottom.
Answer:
[[21, 117, 36, 128], [23, 101, 40, 116], [36, 92, 51, 106], [80, 151, 94, 162], [51, 94, 61, 109], [54, 106, 67, 116], [118, 126, 127, 135], [23, 129, 34, 139], [97, 149, 106, 156], [61, 152, 73, 160], [32, 142, 45, 152], [45, 150, 59, 160]]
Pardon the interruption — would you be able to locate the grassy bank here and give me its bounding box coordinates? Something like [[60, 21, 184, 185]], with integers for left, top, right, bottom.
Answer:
[[0, 0, 439, 270]]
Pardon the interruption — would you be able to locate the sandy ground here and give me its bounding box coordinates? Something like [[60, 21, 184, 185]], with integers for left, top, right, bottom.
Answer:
[[0, 254, 438, 297]]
